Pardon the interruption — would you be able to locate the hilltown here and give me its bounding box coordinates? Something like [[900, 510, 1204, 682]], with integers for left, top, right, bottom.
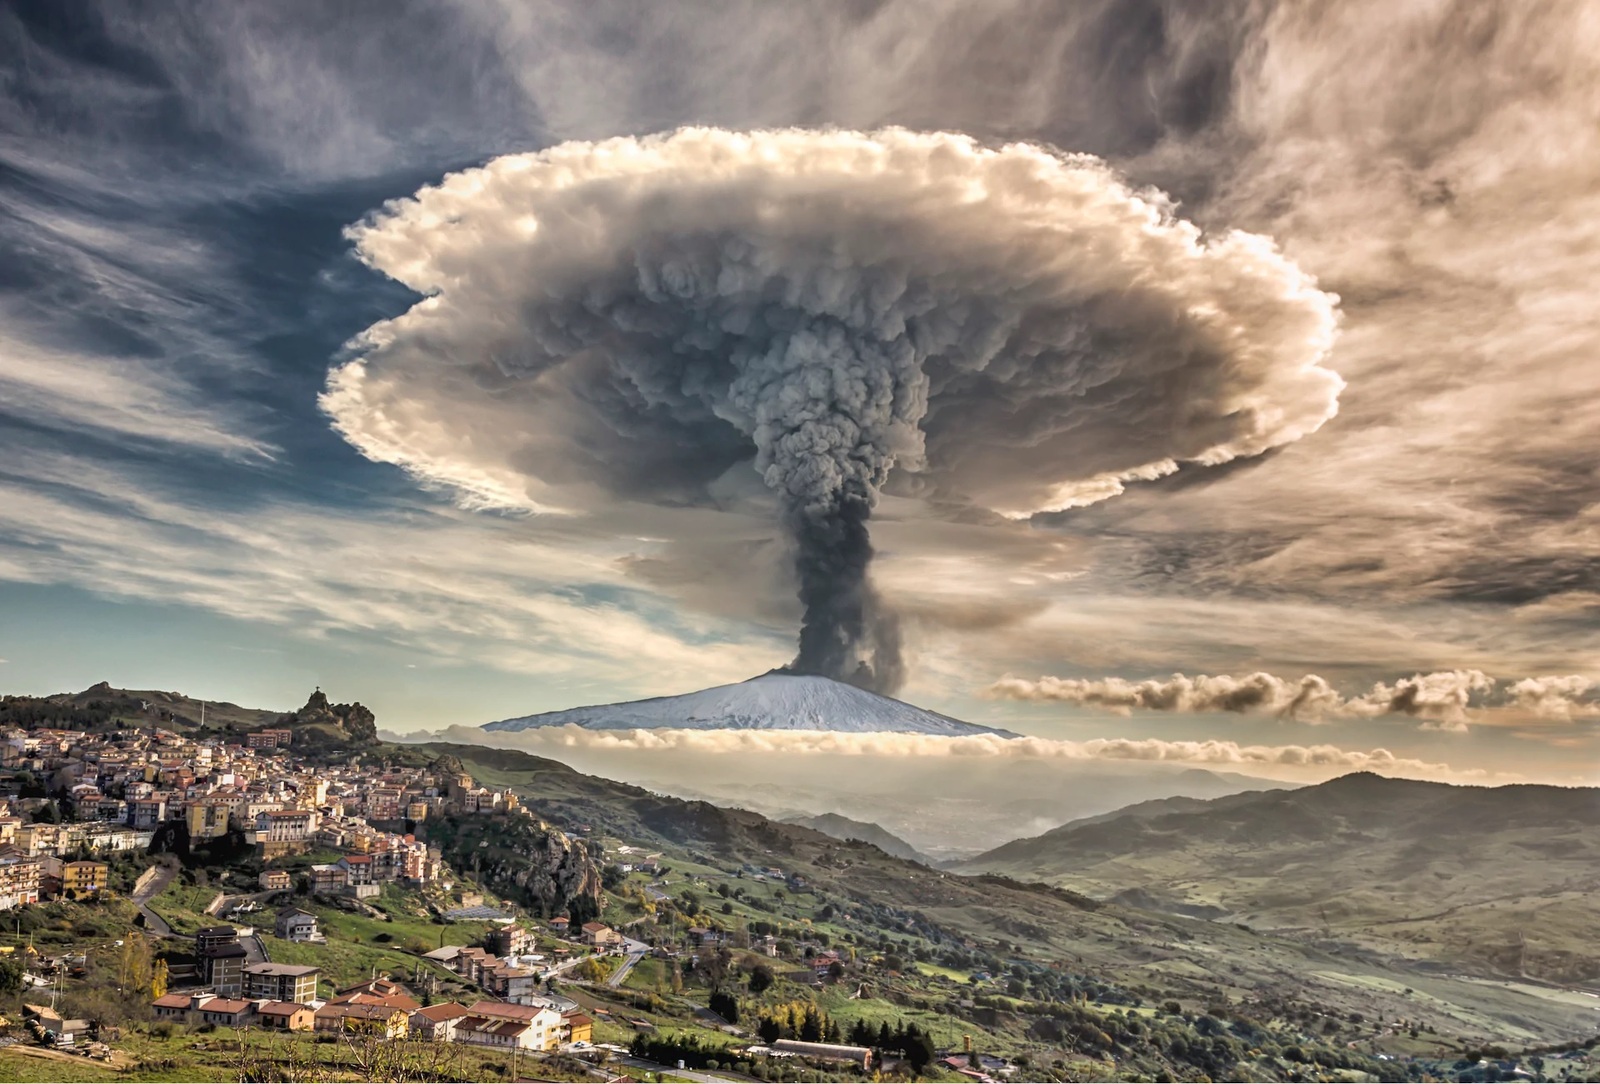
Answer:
[[0, 721, 523, 902], [0, 720, 615, 1054]]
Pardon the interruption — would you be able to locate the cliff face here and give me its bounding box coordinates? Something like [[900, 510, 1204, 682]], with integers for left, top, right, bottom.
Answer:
[[431, 813, 604, 920], [490, 827, 605, 918]]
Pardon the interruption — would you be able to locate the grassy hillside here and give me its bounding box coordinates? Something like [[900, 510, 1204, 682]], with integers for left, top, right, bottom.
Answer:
[[400, 743, 1600, 1047], [955, 772, 1600, 984]]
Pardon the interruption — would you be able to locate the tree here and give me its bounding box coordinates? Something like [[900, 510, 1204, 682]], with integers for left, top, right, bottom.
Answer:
[[800, 1005, 822, 1042], [709, 990, 739, 1024], [720, 901, 734, 915], [117, 932, 154, 998], [567, 894, 600, 928], [601, 864, 626, 891], [35, 800, 60, 824], [747, 963, 775, 994], [0, 955, 23, 997], [905, 1028, 936, 1073], [150, 959, 168, 999]]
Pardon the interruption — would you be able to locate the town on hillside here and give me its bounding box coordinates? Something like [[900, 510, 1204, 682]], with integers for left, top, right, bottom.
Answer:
[[0, 693, 1593, 1083], [0, 695, 1005, 1081]]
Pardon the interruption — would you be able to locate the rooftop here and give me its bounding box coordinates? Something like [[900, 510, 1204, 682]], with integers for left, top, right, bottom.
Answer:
[[246, 963, 320, 977]]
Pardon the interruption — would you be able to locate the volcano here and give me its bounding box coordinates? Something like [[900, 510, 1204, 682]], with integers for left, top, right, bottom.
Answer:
[[482, 672, 1018, 738]]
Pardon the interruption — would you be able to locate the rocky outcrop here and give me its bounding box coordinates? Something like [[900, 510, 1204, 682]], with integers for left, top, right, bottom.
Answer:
[[432, 813, 605, 920], [492, 827, 605, 919], [272, 689, 379, 748]]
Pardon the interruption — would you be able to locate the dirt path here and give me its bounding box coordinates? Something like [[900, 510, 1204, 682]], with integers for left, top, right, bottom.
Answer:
[[2, 1043, 136, 1071]]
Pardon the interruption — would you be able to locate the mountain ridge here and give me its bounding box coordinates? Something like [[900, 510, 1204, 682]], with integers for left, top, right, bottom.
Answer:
[[955, 771, 1600, 984], [781, 812, 933, 864]]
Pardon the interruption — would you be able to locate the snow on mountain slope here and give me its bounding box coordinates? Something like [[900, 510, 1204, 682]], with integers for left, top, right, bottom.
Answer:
[[482, 673, 1018, 738]]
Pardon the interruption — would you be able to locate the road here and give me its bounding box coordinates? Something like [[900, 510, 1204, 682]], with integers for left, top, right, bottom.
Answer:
[[241, 931, 269, 965], [607, 936, 652, 989], [131, 863, 176, 937]]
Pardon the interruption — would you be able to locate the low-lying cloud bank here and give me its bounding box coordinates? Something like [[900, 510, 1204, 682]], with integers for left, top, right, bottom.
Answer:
[[390, 722, 1487, 784], [987, 671, 1599, 731]]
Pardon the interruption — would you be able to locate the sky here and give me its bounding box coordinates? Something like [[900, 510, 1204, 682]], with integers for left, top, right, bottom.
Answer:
[[0, 0, 1596, 785]]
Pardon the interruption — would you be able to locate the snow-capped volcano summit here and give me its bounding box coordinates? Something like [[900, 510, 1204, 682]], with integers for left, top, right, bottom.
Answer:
[[482, 672, 1018, 738]]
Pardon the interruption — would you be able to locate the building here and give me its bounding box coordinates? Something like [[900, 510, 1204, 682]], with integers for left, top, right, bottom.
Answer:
[[256, 1001, 315, 1032], [560, 1011, 594, 1045], [327, 979, 420, 1012], [186, 796, 232, 842], [0, 846, 41, 910], [463, 1002, 563, 1051], [485, 964, 540, 1003], [273, 906, 321, 943], [129, 798, 168, 829], [195, 925, 242, 955], [244, 962, 320, 1004], [451, 947, 496, 986], [258, 869, 292, 892], [313, 1002, 410, 1039], [150, 993, 201, 1020], [581, 922, 623, 949], [771, 1040, 874, 1069], [197, 998, 255, 1028], [255, 809, 319, 858], [337, 853, 373, 885], [453, 1015, 543, 1051], [194, 927, 248, 997], [308, 864, 346, 893], [484, 924, 533, 957], [246, 729, 293, 750], [409, 1003, 470, 1042], [57, 860, 110, 899]]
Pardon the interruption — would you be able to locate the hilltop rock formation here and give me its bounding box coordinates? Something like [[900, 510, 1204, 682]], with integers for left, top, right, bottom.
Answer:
[[273, 689, 379, 748]]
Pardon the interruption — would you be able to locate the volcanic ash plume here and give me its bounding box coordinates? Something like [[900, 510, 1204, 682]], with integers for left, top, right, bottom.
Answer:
[[323, 128, 1343, 693]]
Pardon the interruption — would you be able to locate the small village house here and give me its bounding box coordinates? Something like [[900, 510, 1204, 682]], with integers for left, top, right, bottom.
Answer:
[[256, 1001, 315, 1031], [258, 869, 292, 892], [409, 1002, 470, 1042], [274, 906, 321, 943]]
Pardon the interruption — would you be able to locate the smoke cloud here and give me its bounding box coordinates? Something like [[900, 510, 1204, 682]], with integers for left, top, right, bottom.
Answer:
[[988, 668, 1600, 731], [326, 128, 1341, 691]]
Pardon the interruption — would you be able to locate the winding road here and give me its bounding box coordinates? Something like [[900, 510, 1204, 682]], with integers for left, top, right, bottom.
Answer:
[[131, 863, 176, 936]]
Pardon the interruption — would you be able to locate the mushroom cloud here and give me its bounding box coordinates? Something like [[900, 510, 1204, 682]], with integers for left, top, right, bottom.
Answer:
[[324, 128, 1342, 693]]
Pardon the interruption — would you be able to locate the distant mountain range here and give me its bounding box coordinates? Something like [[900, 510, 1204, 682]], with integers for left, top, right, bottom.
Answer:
[[623, 763, 1281, 860], [483, 672, 1019, 737], [781, 812, 932, 864], [954, 771, 1600, 984]]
